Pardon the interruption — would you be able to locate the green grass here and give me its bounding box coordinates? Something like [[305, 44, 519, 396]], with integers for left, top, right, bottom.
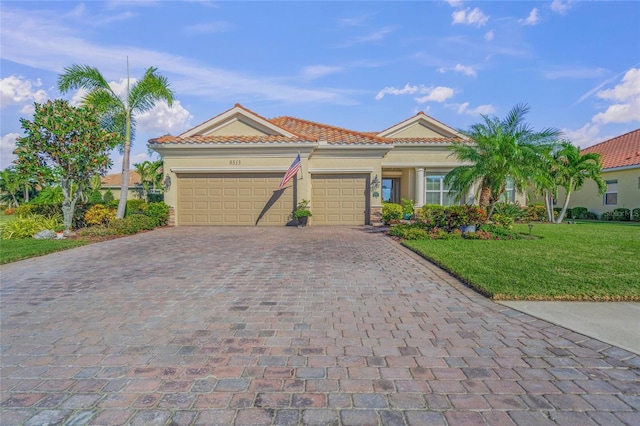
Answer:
[[1, 238, 87, 264], [403, 222, 640, 301]]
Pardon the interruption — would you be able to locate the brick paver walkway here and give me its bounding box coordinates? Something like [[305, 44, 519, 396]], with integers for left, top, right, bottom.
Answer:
[[1, 227, 638, 425]]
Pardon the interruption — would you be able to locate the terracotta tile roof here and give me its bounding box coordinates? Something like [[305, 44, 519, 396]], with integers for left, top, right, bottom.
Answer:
[[387, 137, 459, 144], [581, 129, 640, 169], [101, 171, 142, 187], [270, 116, 391, 145], [149, 134, 311, 144]]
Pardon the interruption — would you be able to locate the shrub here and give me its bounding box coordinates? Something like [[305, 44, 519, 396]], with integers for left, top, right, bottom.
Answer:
[[381, 203, 403, 224], [144, 202, 170, 227], [632, 208, 640, 222], [490, 214, 514, 230], [103, 189, 115, 204], [417, 204, 447, 229], [0, 214, 62, 239], [583, 211, 598, 220], [612, 208, 631, 221], [15, 204, 38, 218], [79, 226, 116, 237], [388, 224, 428, 240], [3, 208, 16, 215], [600, 211, 613, 221], [110, 214, 156, 235], [125, 199, 147, 216], [571, 207, 589, 219], [524, 204, 546, 222], [401, 198, 414, 217], [478, 224, 522, 240], [84, 204, 117, 227], [492, 202, 525, 221], [87, 189, 103, 205], [148, 192, 164, 203]]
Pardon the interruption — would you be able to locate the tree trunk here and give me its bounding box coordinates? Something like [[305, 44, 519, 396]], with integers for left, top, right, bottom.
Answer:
[[556, 190, 572, 223], [116, 112, 132, 219], [544, 191, 554, 222], [478, 185, 491, 208], [60, 178, 79, 230]]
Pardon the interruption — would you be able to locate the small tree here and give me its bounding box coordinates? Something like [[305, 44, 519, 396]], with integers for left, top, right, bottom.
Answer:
[[552, 142, 605, 223], [0, 167, 24, 207], [15, 100, 119, 230]]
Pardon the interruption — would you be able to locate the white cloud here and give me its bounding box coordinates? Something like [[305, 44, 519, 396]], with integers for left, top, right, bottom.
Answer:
[[0, 76, 49, 109], [551, 0, 574, 15], [375, 84, 455, 103], [337, 27, 395, 47], [447, 102, 495, 115], [484, 30, 495, 41], [0, 7, 355, 106], [452, 7, 489, 27], [593, 68, 640, 124], [338, 14, 370, 27], [301, 65, 343, 80], [136, 100, 193, 134], [561, 123, 603, 148], [446, 0, 463, 7], [439, 64, 477, 77], [544, 67, 607, 80], [376, 83, 422, 100], [1, 133, 20, 169], [520, 8, 540, 26], [185, 21, 233, 35], [415, 87, 455, 103]]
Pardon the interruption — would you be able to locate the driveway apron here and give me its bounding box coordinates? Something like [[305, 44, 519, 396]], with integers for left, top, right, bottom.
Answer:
[[1, 227, 638, 425]]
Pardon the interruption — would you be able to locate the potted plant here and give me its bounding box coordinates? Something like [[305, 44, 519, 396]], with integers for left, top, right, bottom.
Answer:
[[401, 198, 414, 220], [55, 225, 65, 239], [293, 199, 312, 227]]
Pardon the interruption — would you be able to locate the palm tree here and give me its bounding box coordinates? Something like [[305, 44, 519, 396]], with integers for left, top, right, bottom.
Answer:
[[58, 61, 174, 218], [133, 160, 154, 202], [552, 142, 605, 223], [444, 104, 562, 219], [0, 167, 23, 207]]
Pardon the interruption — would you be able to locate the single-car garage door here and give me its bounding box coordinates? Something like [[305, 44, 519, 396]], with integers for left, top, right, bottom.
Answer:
[[177, 173, 293, 225], [312, 174, 369, 225]]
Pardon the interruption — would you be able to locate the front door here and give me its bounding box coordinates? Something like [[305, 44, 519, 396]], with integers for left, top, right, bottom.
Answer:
[[382, 178, 400, 204]]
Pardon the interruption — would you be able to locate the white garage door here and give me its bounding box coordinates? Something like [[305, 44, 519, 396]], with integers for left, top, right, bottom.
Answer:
[[177, 173, 293, 225], [311, 174, 369, 225]]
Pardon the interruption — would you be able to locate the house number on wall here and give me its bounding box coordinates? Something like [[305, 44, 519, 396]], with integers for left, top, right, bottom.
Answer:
[[229, 160, 241, 166]]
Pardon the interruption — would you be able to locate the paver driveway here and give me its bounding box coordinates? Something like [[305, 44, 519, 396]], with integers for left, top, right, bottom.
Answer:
[[1, 226, 639, 425]]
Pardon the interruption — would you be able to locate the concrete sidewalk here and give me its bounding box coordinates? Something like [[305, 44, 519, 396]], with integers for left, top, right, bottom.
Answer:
[[500, 301, 640, 355]]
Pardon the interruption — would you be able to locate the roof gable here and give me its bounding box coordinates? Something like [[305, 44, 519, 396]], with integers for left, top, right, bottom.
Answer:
[[378, 112, 466, 140], [270, 116, 391, 145], [582, 128, 640, 169], [180, 103, 296, 138]]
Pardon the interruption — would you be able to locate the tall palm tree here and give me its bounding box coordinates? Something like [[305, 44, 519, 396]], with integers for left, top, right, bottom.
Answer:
[[444, 103, 562, 219], [552, 141, 605, 223], [58, 62, 174, 218]]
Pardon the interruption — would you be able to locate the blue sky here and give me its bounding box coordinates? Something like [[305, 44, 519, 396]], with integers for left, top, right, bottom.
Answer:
[[1, 0, 639, 170]]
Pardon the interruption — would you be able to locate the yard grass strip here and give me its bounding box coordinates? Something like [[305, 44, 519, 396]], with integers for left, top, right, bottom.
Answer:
[[1, 239, 87, 264], [403, 222, 640, 301]]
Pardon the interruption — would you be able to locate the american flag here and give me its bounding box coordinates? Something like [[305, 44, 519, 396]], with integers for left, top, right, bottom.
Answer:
[[279, 153, 301, 190]]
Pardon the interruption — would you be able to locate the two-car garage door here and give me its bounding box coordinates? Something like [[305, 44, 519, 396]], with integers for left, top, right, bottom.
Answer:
[[176, 173, 369, 226], [177, 173, 292, 225]]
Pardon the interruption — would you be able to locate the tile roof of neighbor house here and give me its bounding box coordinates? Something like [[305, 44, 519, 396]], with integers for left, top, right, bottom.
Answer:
[[101, 170, 142, 187], [581, 128, 640, 169], [149, 104, 463, 146]]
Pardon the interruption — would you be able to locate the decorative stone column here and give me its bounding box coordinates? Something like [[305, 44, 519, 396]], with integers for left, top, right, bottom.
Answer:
[[415, 167, 425, 208]]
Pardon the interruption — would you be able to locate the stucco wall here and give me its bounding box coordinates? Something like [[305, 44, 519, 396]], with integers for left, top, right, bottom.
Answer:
[[555, 167, 640, 215]]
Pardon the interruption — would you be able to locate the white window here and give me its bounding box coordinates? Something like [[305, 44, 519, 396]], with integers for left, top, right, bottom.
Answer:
[[425, 174, 457, 206], [604, 180, 617, 205], [499, 178, 516, 203]]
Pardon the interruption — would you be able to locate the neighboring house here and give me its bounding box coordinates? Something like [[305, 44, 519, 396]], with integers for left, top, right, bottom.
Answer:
[[100, 170, 144, 200], [149, 103, 524, 226], [556, 129, 640, 216]]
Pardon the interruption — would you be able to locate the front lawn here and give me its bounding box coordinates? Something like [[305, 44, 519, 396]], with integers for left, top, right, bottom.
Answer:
[[1, 239, 87, 265], [403, 222, 640, 301]]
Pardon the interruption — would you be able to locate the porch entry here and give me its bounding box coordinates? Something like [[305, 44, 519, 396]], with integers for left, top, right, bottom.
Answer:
[[382, 178, 400, 204]]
